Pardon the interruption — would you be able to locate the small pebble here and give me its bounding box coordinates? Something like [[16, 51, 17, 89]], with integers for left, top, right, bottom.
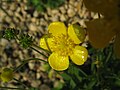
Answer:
[[29, 23, 38, 31], [28, 61, 35, 70], [67, 8, 76, 17]]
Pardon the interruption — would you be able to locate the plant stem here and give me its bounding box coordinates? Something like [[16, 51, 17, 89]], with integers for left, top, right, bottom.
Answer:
[[79, 68, 88, 77], [0, 86, 21, 89], [105, 51, 112, 63], [13, 58, 47, 72], [32, 44, 51, 54], [13, 78, 29, 89], [30, 46, 48, 58]]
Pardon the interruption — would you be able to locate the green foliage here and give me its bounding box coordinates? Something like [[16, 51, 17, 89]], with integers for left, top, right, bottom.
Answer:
[[6, 0, 13, 3], [61, 73, 76, 89], [51, 81, 64, 90], [27, 0, 65, 12], [19, 33, 33, 49], [3, 28, 19, 40], [3, 28, 34, 49], [29, 87, 39, 90], [46, 0, 65, 9], [60, 44, 120, 90]]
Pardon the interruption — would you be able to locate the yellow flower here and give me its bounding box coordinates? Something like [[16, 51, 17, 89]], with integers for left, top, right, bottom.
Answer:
[[0, 68, 14, 82], [40, 22, 88, 71]]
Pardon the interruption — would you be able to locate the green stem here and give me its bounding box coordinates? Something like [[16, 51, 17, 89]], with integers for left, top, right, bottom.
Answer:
[[13, 78, 29, 89], [0, 86, 20, 89], [32, 44, 51, 54], [30, 46, 48, 58], [105, 51, 112, 63], [104, 76, 120, 80], [79, 68, 88, 77], [13, 58, 47, 72]]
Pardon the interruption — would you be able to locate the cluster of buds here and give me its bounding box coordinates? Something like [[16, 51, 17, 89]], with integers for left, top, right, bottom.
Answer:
[[1, 28, 33, 49]]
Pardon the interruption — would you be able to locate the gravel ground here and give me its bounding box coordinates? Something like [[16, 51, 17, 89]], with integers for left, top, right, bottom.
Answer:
[[0, 0, 96, 89]]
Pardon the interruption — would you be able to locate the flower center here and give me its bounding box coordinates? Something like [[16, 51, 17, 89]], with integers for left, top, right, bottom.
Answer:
[[51, 34, 75, 56]]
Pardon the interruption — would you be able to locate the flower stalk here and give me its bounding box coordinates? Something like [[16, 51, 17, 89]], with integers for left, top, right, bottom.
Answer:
[[13, 58, 47, 72]]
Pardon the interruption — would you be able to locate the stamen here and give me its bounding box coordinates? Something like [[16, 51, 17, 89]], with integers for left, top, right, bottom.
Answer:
[[50, 34, 75, 56]]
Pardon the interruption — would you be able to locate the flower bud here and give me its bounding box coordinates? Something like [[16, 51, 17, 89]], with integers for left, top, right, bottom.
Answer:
[[0, 68, 14, 82]]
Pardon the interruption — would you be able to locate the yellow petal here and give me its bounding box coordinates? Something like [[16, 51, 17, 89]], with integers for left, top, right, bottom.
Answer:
[[48, 53, 69, 71], [40, 38, 48, 50], [48, 22, 66, 36], [70, 46, 88, 65], [114, 33, 120, 58], [68, 24, 85, 44], [39, 37, 53, 51]]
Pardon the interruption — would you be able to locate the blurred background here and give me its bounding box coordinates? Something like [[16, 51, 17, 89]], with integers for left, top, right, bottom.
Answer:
[[0, 0, 93, 89]]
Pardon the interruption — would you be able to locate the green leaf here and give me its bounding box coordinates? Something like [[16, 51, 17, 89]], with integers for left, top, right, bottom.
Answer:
[[68, 64, 79, 75], [4, 28, 17, 40], [29, 87, 39, 90], [76, 74, 82, 82], [87, 79, 97, 89], [36, 5, 45, 12], [61, 73, 72, 81], [115, 79, 120, 86], [19, 33, 33, 48], [61, 73, 76, 89], [46, 0, 65, 9], [32, 0, 40, 6], [114, 33, 120, 58], [52, 81, 64, 90], [70, 79, 76, 89]]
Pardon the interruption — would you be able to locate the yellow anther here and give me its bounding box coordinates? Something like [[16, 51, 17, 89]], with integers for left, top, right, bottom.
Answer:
[[50, 34, 75, 56]]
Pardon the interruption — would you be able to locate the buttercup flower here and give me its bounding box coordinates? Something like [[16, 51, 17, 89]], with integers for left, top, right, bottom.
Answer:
[[0, 68, 14, 82], [40, 22, 88, 71]]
